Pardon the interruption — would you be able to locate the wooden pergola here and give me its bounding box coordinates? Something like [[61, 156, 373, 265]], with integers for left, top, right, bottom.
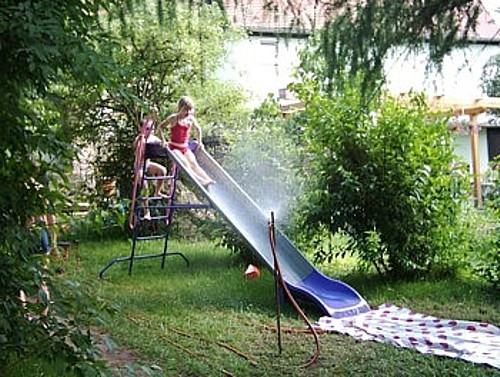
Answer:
[[428, 96, 500, 206]]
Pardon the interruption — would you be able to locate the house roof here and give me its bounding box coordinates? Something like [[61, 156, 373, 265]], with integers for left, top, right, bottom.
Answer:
[[221, 0, 500, 42], [221, 0, 329, 34]]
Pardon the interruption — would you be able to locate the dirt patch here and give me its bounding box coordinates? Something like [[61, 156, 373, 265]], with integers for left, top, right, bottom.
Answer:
[[91, 327, 149, 376]]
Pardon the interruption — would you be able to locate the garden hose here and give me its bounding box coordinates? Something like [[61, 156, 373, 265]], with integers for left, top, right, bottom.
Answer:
[[268, 212, 320, 368]]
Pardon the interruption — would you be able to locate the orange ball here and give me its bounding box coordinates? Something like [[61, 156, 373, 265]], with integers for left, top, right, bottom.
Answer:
[[244, 264, 261, 279]]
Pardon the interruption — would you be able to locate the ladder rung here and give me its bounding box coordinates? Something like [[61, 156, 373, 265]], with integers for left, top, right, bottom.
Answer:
[[144, 175, 175, 181], [139, 214, 170, 221], [136, 234, 168, 241], [140, 205, 172, 210], [172, 203, 211, 209], [137, 205, 171, 211], [140, 195, 172, 200], [138, 203, 209, 211]]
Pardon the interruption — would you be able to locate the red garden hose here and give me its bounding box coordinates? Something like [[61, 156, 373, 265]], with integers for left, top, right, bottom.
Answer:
[[268, 211, 320, 368]]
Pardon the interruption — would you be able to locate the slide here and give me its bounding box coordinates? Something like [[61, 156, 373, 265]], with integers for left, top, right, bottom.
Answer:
[[162, 143, 370, 318]]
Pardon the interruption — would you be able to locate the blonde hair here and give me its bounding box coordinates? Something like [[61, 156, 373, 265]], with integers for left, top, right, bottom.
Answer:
[[177, 96, 194, 111]]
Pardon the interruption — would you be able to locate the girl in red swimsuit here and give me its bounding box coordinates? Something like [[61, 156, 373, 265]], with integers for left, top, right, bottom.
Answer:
[[158, 96, 215, 187]]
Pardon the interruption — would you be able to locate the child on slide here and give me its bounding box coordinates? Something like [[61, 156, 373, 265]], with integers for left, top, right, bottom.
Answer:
[[158, 96, 215, 188]]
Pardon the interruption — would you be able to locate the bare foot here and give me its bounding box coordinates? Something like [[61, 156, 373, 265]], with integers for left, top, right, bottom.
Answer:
[[202, 180, 215, 188], [154, 192, 170, 199]]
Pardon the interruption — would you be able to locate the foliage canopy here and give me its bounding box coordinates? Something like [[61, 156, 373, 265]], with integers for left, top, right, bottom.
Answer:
[[0, 0, 211, 373], [301, 0, 481, 99], [67, 2, 244, 201], [0, 0, 126, 373]]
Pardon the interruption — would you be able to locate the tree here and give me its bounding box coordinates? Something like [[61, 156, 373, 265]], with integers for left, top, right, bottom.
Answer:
[[0, 0, 130, 373], [482, 53, 500, 112], [68, 2, 245, 202], [1, 1, 226, 372], [300, 0, 481, 100], [286, 0, 484, 277]]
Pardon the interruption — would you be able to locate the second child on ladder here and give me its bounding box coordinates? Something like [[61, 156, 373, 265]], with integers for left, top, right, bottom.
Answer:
[[133, 119, 169, 220]]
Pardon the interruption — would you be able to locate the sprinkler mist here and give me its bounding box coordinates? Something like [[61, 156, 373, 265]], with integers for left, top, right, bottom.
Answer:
[[224, 136, 303, 228]]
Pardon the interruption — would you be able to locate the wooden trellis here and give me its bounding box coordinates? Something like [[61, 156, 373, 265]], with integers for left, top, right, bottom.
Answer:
[[428, 96, 500, 206]]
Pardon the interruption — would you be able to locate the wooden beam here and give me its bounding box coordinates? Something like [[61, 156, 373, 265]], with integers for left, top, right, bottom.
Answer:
[[469, 114, 482, 207], [427, 95, 500, 115]]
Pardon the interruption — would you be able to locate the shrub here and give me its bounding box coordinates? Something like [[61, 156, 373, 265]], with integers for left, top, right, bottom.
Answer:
[[462, 207, 499, 287], [61, 200, 130, 241], [465, 158, 499, 286], [292, 81, 470, 277]]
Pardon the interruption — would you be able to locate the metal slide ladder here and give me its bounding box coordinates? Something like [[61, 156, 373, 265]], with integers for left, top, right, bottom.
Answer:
[[99, 118, 210, 278]]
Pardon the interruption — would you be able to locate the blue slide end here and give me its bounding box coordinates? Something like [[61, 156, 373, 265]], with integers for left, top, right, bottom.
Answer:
[[290, 270, 370, 318]]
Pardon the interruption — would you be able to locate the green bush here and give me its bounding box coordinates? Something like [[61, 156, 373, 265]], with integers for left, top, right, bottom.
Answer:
[[461, 206, 499, 287], [62, 200, 130, 241], [0, 227, 112, 374], [483, 156, 499, 211], [0, 1, 118, 372], [292, 81, 470, 277], [464, 159, 499, 286]]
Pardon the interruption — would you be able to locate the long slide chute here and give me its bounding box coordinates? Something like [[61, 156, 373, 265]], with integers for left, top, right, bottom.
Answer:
[[167, 144, 369, 318]]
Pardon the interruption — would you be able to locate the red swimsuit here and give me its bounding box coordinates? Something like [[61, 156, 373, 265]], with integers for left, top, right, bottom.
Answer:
[[168, 121, 191, 154]]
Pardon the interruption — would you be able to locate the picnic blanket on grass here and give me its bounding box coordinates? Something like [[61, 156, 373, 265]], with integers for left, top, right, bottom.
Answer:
[[315, 303, 500, 369]]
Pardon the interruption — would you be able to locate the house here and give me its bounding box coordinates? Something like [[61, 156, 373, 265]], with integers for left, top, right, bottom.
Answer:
[[217, 0, 500, 200], [219, 1, 500, 104], [218, 0, 329, 108]]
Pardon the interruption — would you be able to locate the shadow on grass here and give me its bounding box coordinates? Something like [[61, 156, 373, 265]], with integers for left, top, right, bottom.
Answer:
[[85, 241, 282, 316], [77, 239, 499, 324], [64, 239, 500, 376]]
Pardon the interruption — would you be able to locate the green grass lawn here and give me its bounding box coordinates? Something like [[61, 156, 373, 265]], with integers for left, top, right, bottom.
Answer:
[[60, 238, 499, 376]]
